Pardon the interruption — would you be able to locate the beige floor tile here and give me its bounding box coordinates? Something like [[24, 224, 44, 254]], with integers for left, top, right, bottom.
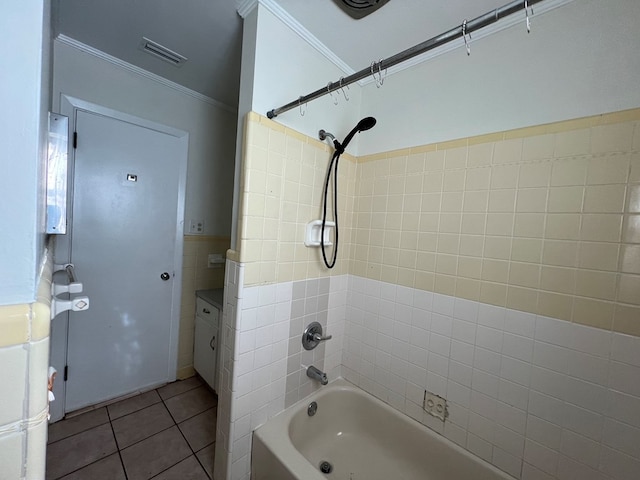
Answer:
[[48, 408, 109, 444], [178, 407, 217, 452], [46, 424, 117, 480], [164, 386, 217, 423], [152, 456, 209, 480], [107, 390, 162, 420], [120, 426, 191, 480], [157, 376, 203, 400], [58, 453, 125, 480], [195, 443, 215, 479], [112, 403, 175, 449]]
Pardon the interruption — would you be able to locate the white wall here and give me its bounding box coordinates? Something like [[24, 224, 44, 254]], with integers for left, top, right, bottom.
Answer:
[[52, 40, 237, 236], [0, 1, 51, 305], [360, 0, 640, 155]]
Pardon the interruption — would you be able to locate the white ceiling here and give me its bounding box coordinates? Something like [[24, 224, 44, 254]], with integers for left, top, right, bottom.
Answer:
[[53, 0, 510, 107]]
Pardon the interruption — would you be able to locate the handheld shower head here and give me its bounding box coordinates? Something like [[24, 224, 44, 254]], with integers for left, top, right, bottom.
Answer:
[[340, 116, 377, 152]]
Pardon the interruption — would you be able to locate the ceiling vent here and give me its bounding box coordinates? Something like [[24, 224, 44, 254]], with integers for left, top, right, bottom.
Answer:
[[138, 37, 188, 67], [332, 0, 391, 19]]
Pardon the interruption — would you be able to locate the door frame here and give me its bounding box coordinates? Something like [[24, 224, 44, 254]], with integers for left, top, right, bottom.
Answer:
[[50, 95, 188, 420]]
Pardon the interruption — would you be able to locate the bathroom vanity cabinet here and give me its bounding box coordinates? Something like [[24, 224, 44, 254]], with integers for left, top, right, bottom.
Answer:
[[194, 289, 223, 392]]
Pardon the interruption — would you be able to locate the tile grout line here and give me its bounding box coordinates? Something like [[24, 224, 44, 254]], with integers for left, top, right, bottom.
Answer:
[[108, 415, 130, 480]]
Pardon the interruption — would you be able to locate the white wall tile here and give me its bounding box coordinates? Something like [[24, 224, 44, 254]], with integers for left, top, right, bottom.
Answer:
[[609, 361, 640, 398], [602, 418, 640, 460], [526, 415, 562, 450], [599, 446, 640, 480], [567, 350, 609, 386], [524, 439, 559, 476], [562, 403, 603, 442], [0, 432, 24, 480], [560, 430, 601, 469], [611, 333, 640, 367]]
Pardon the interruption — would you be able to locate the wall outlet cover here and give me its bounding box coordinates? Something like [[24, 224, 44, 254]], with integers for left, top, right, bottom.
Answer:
[[189, 219, 204, 234], [423, 390, 448, 422]]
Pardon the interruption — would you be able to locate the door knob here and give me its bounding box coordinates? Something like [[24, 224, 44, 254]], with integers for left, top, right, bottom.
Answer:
[[160, 272, 171, 281]]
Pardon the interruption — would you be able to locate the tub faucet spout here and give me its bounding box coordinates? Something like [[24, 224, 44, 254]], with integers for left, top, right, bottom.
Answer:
[[307, 366, 328, 385]]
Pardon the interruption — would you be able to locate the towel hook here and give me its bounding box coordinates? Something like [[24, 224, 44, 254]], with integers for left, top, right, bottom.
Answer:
[[298, 96, 307, 116], [339, 77, 349, 101], [462, 19, 471, 56], [327, 82, 338, 105], [524, 0, 533, 33]]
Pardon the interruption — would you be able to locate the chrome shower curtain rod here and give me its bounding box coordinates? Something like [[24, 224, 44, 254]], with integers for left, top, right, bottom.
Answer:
[[267, 0, 543, 119]]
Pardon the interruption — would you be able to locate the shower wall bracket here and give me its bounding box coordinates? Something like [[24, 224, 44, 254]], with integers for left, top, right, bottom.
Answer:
[[304, 220, 335, 247]]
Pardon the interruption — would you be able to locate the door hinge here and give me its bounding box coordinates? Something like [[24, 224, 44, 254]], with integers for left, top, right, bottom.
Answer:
[[73, 132, 78, 149], [64, 365, 68, 381]]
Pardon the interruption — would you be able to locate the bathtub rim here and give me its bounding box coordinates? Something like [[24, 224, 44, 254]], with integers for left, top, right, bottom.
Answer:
[[252, 377, 515, 480]]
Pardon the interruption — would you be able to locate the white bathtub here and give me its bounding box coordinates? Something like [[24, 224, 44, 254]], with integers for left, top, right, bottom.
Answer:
[[252, 379, 514, 480]]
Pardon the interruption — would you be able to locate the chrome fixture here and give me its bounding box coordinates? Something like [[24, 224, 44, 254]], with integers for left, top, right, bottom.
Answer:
[[306, 366, 328, 385], [302, 321, 332, 350], [307, 401, 318, 417]]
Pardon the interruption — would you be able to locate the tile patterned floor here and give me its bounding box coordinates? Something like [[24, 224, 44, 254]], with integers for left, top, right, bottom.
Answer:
[[46, 376, 217, 480]]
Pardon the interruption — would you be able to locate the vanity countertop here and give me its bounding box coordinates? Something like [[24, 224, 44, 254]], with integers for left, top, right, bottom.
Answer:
[[195, 288, 224, 311]]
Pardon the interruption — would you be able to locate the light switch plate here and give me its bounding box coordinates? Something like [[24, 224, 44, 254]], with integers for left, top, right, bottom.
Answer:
[[189, 219, 204, 234]]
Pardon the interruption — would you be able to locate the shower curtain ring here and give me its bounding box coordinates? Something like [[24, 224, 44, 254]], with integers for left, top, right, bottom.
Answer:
[[339, 77, 349, 101], [328, 82, 338, 105], [377, 60, 386, 86], [524, 0, 533, 33], [462, 19, 471, 56], [298, 96, 306, 116]]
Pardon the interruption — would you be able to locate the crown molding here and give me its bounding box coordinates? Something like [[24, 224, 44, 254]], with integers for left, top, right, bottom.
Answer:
[[238, 0, 575, 88], [237, 0, 355, 79], [236, 0, 257, 19], [55, 34, 237, 113]]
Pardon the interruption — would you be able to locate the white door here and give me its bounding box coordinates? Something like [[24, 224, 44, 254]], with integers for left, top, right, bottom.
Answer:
[[63, 106, 186, 412]]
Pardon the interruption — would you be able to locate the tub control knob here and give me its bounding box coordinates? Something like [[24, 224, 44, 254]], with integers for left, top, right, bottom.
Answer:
[[302, 321, 332, 350], [160, 272, 171, 281]]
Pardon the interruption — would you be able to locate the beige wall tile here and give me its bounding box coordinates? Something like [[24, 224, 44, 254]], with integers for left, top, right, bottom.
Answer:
[[591, 123, 634, 154], [547, 186, 584, 213], [575, 270, 617, 301], [587, 156, 630, 185], [488, 189, 516, 213], [542, 240, 579, 267], [0, 345, 27, 425], [458, 256, 483, 279], [491, 165, 520, 189], [551, 158, 588, 186], [511, 238, 543, 263], [584, 185, 626, 213], [514, 213, 545, 238], [631, 154, 640, 183], [506, 286, 538, 312], [479, 282, 508, 306], [620, 244, 640, 274], [436, 254, 458, 275], [628, 185, 640, 213], [578, 242, 619, 271], [465, 167, 492, 191], [461, 213, 486, 235], [467, 143, 494, 167], [459, 235, 485, 257], [443, 170, 466, 191], [426, 151, 445, 171], [622, 215, 640, 243], [434, 274, 456, 296], [493, 138, 523, 165], [519, 162, 552, 188], [618, 274, 640, 305], [580, 214, 623, 242], [573, 298, 614, 330], [523, 135, 555, 162], [554, 129, 590, 157], [537, 291, 573, 321], [463, 191, 489, 213], [614, 304, 640, 336], [445, 147, 467, 169], [441, 192, 463, 212], [456, 278, 481, 301], [484, 236, 512, 260], [540, 265, 576, 295], [516, 188, 548, 213], [486, 213, 514, 236], [509, 262, 541, 289], [482, 259, 510, 283], [545, 214, 581, 240]]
